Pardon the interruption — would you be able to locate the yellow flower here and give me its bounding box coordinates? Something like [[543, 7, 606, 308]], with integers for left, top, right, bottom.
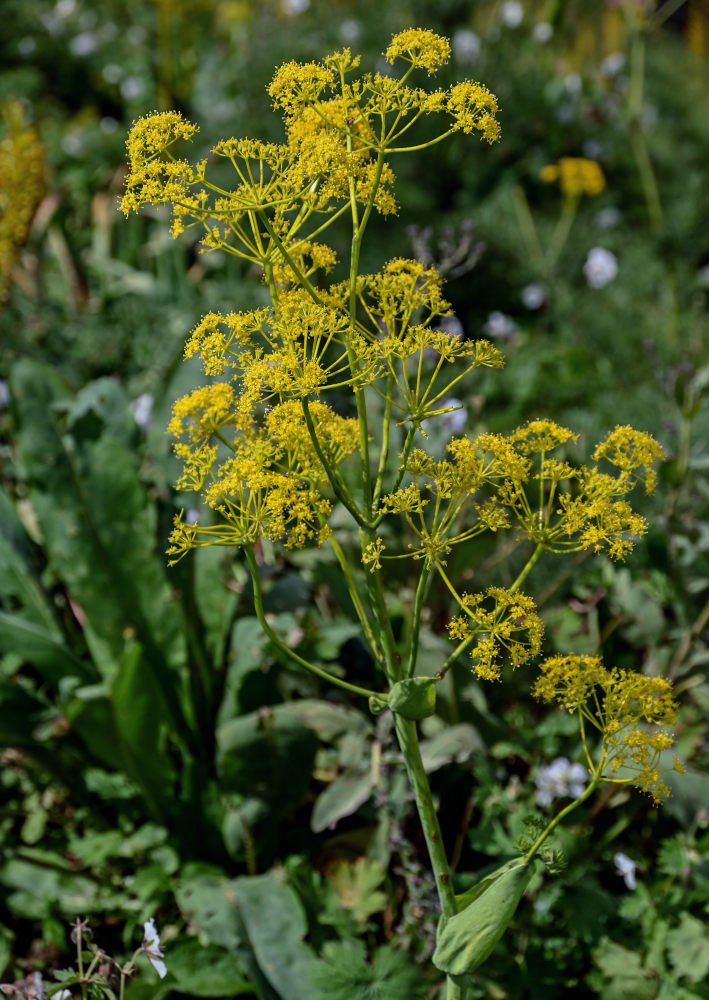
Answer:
[[446, 81, 501, 143], [448, 588, 543, 680], [385, 28, 451, 75], [540, 157, 606, 198], [534, 655, 682, 804], [0, 100, 45, 304]]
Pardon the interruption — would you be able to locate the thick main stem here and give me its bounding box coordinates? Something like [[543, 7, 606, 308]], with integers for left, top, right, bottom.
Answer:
[[393, 715, 467, 1000]]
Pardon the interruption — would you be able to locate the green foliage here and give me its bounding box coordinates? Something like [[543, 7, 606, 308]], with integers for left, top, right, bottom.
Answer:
[[1, 1, 709, 998], [310, 939, 428, 1000]]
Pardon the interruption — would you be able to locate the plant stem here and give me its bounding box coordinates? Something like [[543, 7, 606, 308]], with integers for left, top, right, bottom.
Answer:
[[523, 775, 600, 862], [244, 545, 379, 699], [301, 398, 369, 529], [407, 561, 431, 677]]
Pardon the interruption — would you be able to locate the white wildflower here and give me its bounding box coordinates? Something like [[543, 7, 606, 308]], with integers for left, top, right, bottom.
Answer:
[[521, 283, 546, 310], [614, 852, 637, 890], [583, 247, 618, 289], [484, 311, 518, 341], [142, 918, 167, 979], [451, 29, 481, 64], [131, 393, 154, 431], [533, 22, 553, 43], [501, 1, 524, 27], [535, 757, 587, 807]]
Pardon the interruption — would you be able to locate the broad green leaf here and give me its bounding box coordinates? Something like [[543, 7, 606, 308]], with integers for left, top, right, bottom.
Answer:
[[216, 702, 317, 803], [387, 677, 437, 720], [592, 939, 658, 1000], [419, 724, 484, 772], [0, 612, 91, 684], [110, 642, 178, 822], [235, 869, 324, 1000], [10, 360, 190, 739], [311, 770, 373, 834], [666, 914, 709, 985], [0, 487, 59, 635], [164, 940, 254, 997], [174, 866, 245, 952], [433, 858, 538, 976]]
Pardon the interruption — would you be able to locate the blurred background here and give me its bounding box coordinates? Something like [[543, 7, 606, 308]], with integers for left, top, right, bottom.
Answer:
[[1, 1, 709, 998]]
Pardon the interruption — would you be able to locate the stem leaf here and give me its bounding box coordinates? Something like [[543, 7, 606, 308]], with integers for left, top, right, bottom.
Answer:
[[433, 857, 539, 976]]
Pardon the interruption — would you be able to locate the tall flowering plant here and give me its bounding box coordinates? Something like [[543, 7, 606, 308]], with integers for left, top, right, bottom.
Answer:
[[121, 29, 682, 997]]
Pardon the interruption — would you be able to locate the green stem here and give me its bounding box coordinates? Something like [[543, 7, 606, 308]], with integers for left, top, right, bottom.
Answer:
[[372, 374, 395, 509], [407, 561, 432, 677], [301, 398, 370, 529], [393, 716, 457, 918], [244, 545, 378, 699], [327, 532, 387, 670], [256, 211, 322, 303], [523, 774, 601, 863], [544, 197, 578, 275], [510, 542, 544, 594]]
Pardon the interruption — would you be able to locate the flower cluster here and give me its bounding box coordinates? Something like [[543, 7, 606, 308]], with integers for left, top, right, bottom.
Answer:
[[383, 420, 663, 565], [447, 587, 544, 680], [540, 157, 606, 198], [120, 30, 501, 266], [0, 100, 45, 304], [533, 654, 684, 802]]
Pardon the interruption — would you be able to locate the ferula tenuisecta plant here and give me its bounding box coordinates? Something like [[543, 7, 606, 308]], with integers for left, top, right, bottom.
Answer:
[[121, 28, 683, 997]]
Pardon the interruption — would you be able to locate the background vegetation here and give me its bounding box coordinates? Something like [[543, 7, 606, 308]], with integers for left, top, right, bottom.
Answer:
[[1, 1, 708, 997]]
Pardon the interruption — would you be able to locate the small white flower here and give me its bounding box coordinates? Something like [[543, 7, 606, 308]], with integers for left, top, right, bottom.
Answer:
[[185, 508, 200, 525], [601, 52, 625, 77], [55, 0, 77, 17], [121, 76, 145, 100], [484, 311, 518, 341], [521, 283, 546, 310], [339, 18, 361, 44], [131, 393, 154, 431], [501, 1, 524, 27], [564, 73, 582, 96], [614, 852, 637, 890], [142, 918, 167, 979], [594, 207, 621, 230], [101, 63, 123, 83], [583, 247, 618, 289], [532, 22, 553, 43], [535, 757, 587, 807], [281, 0, 309, 14], [451, 29, 481, 64], [69, 32, 97, 56], [582, 139, 604, 160]]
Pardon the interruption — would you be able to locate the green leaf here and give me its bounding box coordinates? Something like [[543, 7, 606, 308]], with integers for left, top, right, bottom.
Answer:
[[310, 939, 428, 1000], [666, 914, 709, 985], [327, 858, 388, 927], [0, 486, 59, 635], [0, 612, 91, 684], [110, 642, 178, 821], [387, 677, 437, 720], [235, 869, 324, 1000], [592, 939, 658, 1000], [311, 771, 373, 834], [433, 858, 538, 976], [164, 940, 254, 996], [10, 360, 190, 738], [174, 866, 246, 952]]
